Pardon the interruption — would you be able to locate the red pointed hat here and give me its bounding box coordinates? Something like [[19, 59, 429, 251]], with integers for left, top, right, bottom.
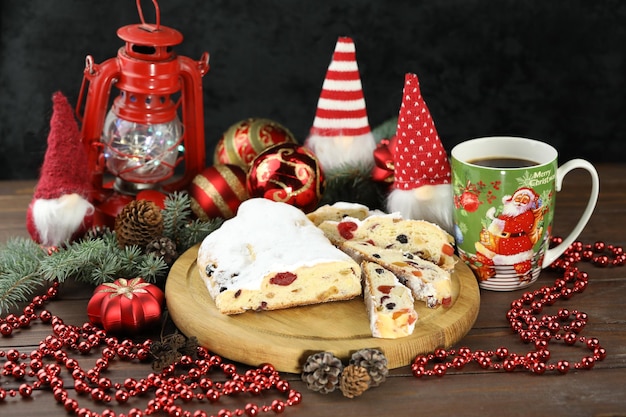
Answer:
[[34, 91, 91, 200], [392, 73, 451, 190], [310, 36, 371, 137]]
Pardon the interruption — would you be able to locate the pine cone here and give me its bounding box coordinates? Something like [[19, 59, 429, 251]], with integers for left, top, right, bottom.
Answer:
[[146, 236, 178, 264], [349, 348, 389, 387], [178, 336, 199, 359], [301, 351, 343, 394], [163, 333, 187, 351], [83, 225, 112, 241], [115, 200, 164, 248], [339, 365, 371, 398]]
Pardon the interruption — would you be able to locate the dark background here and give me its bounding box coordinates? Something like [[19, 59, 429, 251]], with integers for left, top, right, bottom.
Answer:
[[1, 0, 625, 180]]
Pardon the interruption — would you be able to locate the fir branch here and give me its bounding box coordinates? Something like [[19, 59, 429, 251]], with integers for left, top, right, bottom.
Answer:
[[38, 236, 168, 286], [136, 253, 170, 282], [177, 218, 223, 253], [0, 238, 49, 314], [372, 117, 398, 142], [162, 191, 223, 252], [320, 163, 387, 210], [162, 191, 193, 247]]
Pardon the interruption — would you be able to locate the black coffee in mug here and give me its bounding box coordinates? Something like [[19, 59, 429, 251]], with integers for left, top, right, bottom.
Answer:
[[467, 157, 539, 168]]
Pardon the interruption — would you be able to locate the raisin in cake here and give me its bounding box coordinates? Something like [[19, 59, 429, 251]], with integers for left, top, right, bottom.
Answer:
[[306, 202, 371, 226], [318, 213, 456, 271], [361, 261, 418, 339], [344, 240, 452, 308], [197, 198, 362, 315]]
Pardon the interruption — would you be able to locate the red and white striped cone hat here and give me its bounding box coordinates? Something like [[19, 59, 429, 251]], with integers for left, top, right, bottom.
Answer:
[[305, 36, 376, 172]]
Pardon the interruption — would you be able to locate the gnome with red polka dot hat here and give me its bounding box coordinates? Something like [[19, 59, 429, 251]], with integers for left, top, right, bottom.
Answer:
[[386, 73, 454, 234], [26, 91, 94, 247], [304, 36, 376, 173]]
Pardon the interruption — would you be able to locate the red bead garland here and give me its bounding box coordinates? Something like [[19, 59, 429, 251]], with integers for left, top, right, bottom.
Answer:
[[1, 237, 623, 412], [0, 281, 302, 416], [411, 237, 622, 378]]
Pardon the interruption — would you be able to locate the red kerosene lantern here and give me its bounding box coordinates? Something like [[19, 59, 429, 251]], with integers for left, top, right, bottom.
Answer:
[[76, 0, 209, 225]]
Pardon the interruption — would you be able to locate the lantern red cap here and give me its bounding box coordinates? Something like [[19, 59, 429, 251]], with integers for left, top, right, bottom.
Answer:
[[35, 92, 91, 200], [310, 36, 371, 137], [392, 73, 451, 190]]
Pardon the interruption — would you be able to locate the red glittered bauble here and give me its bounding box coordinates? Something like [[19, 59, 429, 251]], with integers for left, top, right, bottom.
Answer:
[[247, 143, 324, 213], [213, 118, 297, 170], [188, 164, 249, 220], [87, 278, 164, 334]]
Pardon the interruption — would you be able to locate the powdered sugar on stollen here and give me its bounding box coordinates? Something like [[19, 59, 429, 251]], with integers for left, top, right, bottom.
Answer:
[[197, 198, 356, 292]]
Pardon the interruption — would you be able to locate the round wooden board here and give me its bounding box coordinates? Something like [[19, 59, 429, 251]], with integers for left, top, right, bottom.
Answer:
[[165, 244, 480, 373]]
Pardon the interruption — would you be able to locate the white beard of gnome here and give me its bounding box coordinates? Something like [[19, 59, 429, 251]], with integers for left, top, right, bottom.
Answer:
[[305, 131, 376, 172], [386, 73, 454, 235], [304, 36, 376, 173], [387, 183, 453, 234], [27, 194, 94, 246], [26, 91, 94, 247]]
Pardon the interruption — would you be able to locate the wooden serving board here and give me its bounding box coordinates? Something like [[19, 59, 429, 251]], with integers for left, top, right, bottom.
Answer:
[[165, 244, 480, 373]]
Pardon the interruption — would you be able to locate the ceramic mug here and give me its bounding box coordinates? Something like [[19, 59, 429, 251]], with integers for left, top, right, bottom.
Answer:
[[450, 137, 599, 291]]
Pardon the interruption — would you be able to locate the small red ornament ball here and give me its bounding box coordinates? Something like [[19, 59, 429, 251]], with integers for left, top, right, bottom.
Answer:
[[213, 118, 296, 170], [136, 189, 168, 209], [247, 143, 324, 213], [87, 278, 164, 334], [188, 164, 249, 220]]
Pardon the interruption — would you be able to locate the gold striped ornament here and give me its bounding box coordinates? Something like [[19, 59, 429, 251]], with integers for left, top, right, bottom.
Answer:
[[213, 118, 296, 170], [188, 165, 249, 220]]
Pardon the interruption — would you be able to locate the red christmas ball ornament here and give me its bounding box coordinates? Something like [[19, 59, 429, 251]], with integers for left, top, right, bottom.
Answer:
[[247, 143, 324, 213], [188, 164, 249, 220], [87, 277, 164, 334], [213, 118, 297, 170], [136, 189, 168, 209]]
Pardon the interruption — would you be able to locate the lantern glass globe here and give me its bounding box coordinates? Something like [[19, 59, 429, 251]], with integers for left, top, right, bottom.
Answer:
[[102, 109, 182, 183]]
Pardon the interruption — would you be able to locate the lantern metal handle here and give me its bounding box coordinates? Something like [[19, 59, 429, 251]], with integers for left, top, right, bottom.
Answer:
[[136, 0, 161, 30]]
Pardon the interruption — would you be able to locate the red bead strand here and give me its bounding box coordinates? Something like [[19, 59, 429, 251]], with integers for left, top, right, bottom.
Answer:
[[411, 238, 622, 378], [0, 280, 302, 416]]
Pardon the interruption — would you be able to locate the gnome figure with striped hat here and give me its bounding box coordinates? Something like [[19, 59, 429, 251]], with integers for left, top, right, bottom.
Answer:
[[387, 73, 454, 234], [26, 92, 94, 247], [304, 36, 376, 173]]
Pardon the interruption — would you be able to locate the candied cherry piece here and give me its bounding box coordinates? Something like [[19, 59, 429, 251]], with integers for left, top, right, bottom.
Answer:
[[337, 221, 358, 239]]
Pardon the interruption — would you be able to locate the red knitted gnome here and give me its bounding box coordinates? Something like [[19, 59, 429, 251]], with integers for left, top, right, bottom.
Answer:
[[26, 92, 94, 247], [386, 73, 454, 234], [304, 36, 376, 173]]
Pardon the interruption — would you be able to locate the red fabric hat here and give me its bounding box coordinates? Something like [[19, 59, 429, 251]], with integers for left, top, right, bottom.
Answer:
[[310, 36, 371, 137], [35, 91, 91, 200], [509, 187, 540, 208], [392, 73, 451, 190]]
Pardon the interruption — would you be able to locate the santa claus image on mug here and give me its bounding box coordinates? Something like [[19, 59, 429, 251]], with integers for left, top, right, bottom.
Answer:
[[451, 137, 599, 291], [473, 187, 548, 284]]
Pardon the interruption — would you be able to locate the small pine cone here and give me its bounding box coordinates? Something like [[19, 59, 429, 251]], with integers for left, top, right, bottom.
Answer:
[[179, 336, 199, 359], [163, 333, 187, 351], [349, 348, 389, 387], [339, 365, 371, 398], [301, 351, 344, 394], [146, 236, 178, 264], [115, 200, 164, 248], [83, 225, 112, 241]]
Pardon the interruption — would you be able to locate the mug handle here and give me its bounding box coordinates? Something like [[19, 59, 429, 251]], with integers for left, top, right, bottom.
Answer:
[[542, 159, 600, 267]]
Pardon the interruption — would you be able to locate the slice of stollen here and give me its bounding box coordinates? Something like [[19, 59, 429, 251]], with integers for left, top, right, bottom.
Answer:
[[306, 202, 371, 226], [361, 261, 418, 339], [342, 240, 452, 308], [318, 213, 456, 271]]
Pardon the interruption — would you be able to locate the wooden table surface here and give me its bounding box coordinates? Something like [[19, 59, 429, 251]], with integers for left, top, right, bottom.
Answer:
[[1, 164, 625, 417]]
